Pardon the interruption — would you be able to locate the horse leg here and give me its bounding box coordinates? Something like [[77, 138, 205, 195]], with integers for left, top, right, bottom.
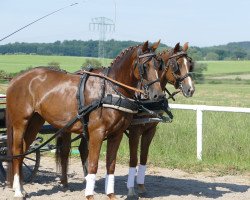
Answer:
[[78, 136, 89, 178], [23, 113, 45, 152], [105, 131, 123, 200], [137, 126, 156, 194], [21, 114, 44, 197], [127, 128, 141, 197], [56, 133, 71, 188], [84, 132, 103, 200], [11, 119, 31, 199]]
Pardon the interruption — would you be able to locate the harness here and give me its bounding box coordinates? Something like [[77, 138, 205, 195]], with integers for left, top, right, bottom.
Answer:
[[0, 50, 170, 161]]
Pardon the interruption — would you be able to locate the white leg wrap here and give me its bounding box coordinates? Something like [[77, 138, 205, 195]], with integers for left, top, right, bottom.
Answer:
[[105, 174, 115, 195], [85, 174, 96, 196], [127, 167, 136, 188], [13, 174, 24, 197], [136, 164, 146, 184]]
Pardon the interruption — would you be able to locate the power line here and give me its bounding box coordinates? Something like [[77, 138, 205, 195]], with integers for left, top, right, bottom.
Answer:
[[0, 3, 79, 42]]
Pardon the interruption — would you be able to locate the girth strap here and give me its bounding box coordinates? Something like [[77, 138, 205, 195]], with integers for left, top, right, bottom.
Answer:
[[77, 66, 93, 112], [76, 66, 93, 140]]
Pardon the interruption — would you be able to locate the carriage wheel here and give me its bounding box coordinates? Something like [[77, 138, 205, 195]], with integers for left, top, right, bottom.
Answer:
[[0, 150, 41, 183], [22, 150, 40, 182]]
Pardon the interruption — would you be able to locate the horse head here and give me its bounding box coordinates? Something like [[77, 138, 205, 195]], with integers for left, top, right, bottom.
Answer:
[[158, 42, 195, 97], [132, 40, 164, 100]]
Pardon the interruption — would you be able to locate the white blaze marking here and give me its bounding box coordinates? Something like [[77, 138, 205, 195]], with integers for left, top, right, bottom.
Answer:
[[154, 69, 161, 87], [183, 58, 194, 90], [155, 69, 159, 79]]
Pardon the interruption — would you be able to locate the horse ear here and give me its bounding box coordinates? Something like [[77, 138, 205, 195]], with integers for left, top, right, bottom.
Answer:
[[183, 42, 189, 52], [174, 42, 180, 53], [151, 39, 161, 51], [142, 41, 149, 52]]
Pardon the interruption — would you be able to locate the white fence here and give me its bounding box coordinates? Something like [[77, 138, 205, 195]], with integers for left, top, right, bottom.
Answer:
[[169, 104, 250, 160]]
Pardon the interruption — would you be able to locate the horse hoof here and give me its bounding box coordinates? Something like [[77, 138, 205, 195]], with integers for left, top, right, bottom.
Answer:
[[14, 190, 27, 199], [14, 195, 26, 200], [127, 187, 137, 197], [86, 195, 94, 200], [137, 184, 146, 194], [61, 183, 69, 188], [107, 193, 117, 200]]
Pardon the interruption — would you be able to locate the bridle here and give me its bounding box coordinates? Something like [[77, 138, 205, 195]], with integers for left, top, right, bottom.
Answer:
[[134, 49, 161, 98], [164, 51, 193, 89], [159, 50, 193, 100]]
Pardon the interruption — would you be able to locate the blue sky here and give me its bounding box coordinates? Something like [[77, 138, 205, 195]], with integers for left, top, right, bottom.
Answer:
[[1, 0, 250, 47]]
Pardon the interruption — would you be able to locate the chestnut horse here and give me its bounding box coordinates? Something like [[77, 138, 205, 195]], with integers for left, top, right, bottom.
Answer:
[[56, 42, 195, 198], [127, 42, 195, 197], [6, 41, 164, 199]]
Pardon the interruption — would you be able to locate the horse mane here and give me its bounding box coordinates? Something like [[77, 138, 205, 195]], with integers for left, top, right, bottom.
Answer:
[[110, 45, 140, 66], [157, 48, 173, 58]]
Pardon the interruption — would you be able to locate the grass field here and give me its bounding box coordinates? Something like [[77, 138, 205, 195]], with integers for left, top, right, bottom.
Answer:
[[0, 54, 111, 73], [0, 55, 250, 174], [200, 60, 250, 75], [111, 84, 250, 174], [1, 55, 250, 76]]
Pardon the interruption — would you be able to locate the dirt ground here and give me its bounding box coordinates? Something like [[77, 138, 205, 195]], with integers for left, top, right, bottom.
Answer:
[[0, 156, 249, 200]]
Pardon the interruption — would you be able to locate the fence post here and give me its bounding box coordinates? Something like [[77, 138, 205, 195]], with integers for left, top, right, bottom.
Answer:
[[196, 107, 203, 160]]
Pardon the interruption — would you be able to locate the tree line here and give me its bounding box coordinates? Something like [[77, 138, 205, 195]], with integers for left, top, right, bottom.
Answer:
[[0, 40, 250, 61]]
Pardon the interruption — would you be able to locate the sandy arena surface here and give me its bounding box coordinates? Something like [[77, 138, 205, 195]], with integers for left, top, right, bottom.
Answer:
[[0, 156, 249, 200]]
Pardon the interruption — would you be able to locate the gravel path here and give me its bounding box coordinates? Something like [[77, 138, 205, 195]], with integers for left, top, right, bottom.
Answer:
[[0, 156, 249, 200]]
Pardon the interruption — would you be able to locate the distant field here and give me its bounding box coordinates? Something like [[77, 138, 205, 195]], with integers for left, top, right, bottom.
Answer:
[[1, 55, 250, 76], [200, 60, 250, 75], [0, 54, 111, 73]]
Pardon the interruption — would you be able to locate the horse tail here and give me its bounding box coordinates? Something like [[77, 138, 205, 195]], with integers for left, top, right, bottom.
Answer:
[[55, 136, 63, 173], [6, 107, 13, 187]]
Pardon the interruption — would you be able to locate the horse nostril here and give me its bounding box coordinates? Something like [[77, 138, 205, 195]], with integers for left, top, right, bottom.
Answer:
[[188, 87, 195, 96], [154, 94, 158, 99]]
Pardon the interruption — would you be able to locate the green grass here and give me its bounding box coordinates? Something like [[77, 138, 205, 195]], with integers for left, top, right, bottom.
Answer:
[[1, 55, 250, 78], [112, 84, 250, 174], [169, 84, 250, 107], [0, 54, 111, 73], [200, 60, 250, 76]]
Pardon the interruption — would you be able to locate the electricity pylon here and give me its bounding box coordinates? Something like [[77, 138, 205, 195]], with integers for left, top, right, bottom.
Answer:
[[89, 17, 115, 59]]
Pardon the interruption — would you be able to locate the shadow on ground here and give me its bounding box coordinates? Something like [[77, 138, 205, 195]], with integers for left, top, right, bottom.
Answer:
[[27, 171, 249, 199]]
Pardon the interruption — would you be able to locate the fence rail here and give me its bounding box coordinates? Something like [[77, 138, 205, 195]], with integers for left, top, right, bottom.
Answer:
[[169, 104, 250, 160]]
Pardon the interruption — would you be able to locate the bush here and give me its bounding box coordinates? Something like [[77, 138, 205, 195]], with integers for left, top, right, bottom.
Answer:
[[47, 61, 60, 69], [192, 62, 207, 83], [81, 58, 102, 69], [235, 76, 242, 81]]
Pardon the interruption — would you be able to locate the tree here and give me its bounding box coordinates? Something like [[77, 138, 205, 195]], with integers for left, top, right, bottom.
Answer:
[[205, 52, 219, 60], [192, 62, 207, 83]]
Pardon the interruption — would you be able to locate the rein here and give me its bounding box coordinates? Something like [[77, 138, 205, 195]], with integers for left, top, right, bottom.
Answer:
[[78, 70, 145, 95]]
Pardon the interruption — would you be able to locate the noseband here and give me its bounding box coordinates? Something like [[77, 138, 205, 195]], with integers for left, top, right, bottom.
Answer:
[[165, 51, 192, 88], [134, 51, 160, 98]]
